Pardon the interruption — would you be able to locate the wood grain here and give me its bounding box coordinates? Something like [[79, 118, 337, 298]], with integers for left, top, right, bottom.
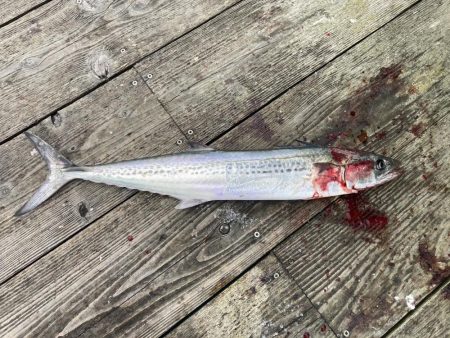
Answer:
[[135, 0, 418, 143], [386, 280, 450, 338], [0, 0, 240, 143], [0, 0, 48, 27], [167, 254, 336, 338], [0, 0, 447, 337], [0, 68, 189, 284], [81, 0, 449, 335], [272, 4, 450, 332]]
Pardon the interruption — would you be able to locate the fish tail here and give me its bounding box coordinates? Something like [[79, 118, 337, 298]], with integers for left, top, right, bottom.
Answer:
[[15, 132, 75, 216]]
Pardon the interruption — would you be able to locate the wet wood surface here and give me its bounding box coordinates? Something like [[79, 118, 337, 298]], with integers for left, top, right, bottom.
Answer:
[[0, 0, 448, 337]]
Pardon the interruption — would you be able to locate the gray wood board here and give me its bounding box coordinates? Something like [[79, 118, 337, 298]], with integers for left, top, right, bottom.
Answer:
[[386, 280, 450, 338], [0, 0, 447, 336], [167, 254, 336, 338], [81, 0, 449, 335], [0, 0, 47, 27], [0, 68, 189, 284], [0, 0, 240, 143], [271, 2, 449, 337], [136, 0, 418, 143]]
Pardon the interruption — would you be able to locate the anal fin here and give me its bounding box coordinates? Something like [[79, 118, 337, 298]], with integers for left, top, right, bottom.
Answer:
[[175, 199, 208, 209]]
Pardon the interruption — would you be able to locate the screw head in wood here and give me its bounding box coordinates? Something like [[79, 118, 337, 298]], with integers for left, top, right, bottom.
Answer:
[[219, 224, 230, 235]]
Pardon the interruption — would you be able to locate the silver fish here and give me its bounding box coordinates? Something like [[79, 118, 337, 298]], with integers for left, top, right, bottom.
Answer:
[[15, 132, 401, 216]]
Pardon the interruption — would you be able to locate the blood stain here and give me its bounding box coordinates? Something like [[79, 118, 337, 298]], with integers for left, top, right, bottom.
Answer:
[[320, 323, 327, 333], [375, 131, 387, 140], [442, 284, 450, 301], [325, 31, 332, 36], [418, 241, 450, 285], [303, 332, 311, 338], [349, 111, 356, 117], [357, 130, 368, 143], [410, 122, 426, 137], [127, 235, 134, 242], [408, 85, 418, 95], [330, 148, 349, 163], [343, 195, 389, 232]]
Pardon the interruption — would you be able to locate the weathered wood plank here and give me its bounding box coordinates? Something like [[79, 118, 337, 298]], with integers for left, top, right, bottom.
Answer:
[[0, 0, 47, 27], [167, 254, 336, 338], [0, 69, 189, 284], [79, 0, 449, 335], [274, 112, 449, 337], [135, 0, 418, 143], [272, 7, 450, 332], [386, 280, 450, 338], [0, 0, 239, 143], [0, 0, 446, 336]]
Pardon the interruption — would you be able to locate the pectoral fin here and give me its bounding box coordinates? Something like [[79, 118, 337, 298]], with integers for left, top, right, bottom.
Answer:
[[175, 199, 208, 209]]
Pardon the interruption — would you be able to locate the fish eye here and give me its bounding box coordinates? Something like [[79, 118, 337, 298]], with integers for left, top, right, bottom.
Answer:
[[376, 159, 386, 170]]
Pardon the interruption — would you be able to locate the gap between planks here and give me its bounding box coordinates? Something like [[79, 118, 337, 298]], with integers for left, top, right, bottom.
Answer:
[[0, 0, 425, 289], [381, 276, 450, 338], [202, 0, 424, 146], [0, 0, 52, 29], [0, 0, 245, 148]]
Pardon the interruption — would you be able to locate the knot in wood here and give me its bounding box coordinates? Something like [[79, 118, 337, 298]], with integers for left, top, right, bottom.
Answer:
[[89, 52, 111, 79]]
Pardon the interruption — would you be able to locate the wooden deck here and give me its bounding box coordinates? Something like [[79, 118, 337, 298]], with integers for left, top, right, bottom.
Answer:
[[0, 0, 448, 337]]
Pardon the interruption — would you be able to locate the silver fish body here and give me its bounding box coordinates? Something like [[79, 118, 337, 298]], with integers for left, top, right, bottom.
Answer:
[[66, 148, 329, 205], [15, 132, 401, 216]]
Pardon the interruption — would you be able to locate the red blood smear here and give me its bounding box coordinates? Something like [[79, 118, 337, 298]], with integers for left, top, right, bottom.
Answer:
[[410, 122, 425, 137], [344, 195, 388, 232], [330, 148, 349, 163], [375, 131, 387, 140], [303, 332, 311, 338], [349, 111, 356, 117], [320, 323, 328, 332], [315, 164, 342, 192], [127, 235, 134, 241], [325, 31, 332, 36]]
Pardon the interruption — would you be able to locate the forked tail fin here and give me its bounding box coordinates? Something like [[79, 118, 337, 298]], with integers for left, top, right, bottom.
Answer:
[[15, 132, 75, 216]]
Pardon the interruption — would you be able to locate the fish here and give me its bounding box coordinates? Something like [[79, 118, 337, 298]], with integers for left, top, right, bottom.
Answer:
[[15, 131, 402, 216]]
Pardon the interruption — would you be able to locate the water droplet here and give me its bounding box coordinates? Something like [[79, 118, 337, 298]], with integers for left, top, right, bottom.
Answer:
[[132, 80, 138, 86], [254, 231, 260, 238], [120, 48, 126, 53], [343, 330, 350, 337], [147, 73, 153, 79], [273, 272, 279, 279], [187, 129, 194, 135], [176, 139, 183, 145]]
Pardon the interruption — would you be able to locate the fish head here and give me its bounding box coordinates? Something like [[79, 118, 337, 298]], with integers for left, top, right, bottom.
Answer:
[[330, 148, 402, 191]]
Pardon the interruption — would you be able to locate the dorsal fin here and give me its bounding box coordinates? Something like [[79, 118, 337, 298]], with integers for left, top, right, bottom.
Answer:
[[187, 142, 215, 152]]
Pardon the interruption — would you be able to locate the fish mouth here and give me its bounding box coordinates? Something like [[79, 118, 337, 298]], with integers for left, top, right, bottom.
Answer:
[[380, 166, 403, 184]]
